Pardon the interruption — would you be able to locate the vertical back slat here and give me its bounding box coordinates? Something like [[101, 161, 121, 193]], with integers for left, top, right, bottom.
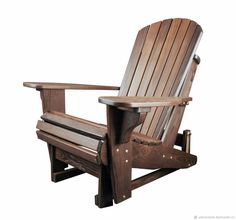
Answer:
[[161, 58, 199, 146], [153, 23, 202, 138], [147, 21, 199, 137], [137, 19, 172, 96], [127, 22, 162, 96], [119, 26, 149, 96], [118, 18, 202, 140], [140, 18, 182, 134]]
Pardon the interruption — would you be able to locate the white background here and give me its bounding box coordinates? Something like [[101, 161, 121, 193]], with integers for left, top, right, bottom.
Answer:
[[0, 0, 235, 219]]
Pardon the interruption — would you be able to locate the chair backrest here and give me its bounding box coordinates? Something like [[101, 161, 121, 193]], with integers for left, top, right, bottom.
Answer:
[[119, 18, 202, 138]]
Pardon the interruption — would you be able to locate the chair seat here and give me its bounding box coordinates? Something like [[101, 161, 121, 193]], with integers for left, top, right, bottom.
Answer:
[[37, 111, 163, 165]]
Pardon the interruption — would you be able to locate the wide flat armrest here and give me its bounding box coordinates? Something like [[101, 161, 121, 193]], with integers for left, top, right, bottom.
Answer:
[[98, 96, 192, 108], [23, 82, 120, 90]]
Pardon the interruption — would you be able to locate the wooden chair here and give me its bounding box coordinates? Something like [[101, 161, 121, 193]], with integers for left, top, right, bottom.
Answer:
[[24, 18, 203, 208]]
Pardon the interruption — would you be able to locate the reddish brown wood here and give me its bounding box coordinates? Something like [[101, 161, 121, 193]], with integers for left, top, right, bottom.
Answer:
[[161, 58, 199, 147], [132, 168, 178, 190], [37, 120, 100, 150], [127, 21, 162, 95], [106, 106, 146, 203], [52, 168, 84, 183], [23, 82, 120, 90], [47, 144, 68, 182], [24, 18, 202, 208], [95, 165, 113, 208], [99, 96, 191, 108], [136, 20, 172, 96], [37, 131, 98, 164], [132, 142, 197, 169], [55, 148, 101, 177], [119, 26, 149, 95], [145, 20, 193, 136], [38, 89, 72, 182], [42, 111, 107, 139], [40, 89, 65, 113], [131, 132, 162, 146]]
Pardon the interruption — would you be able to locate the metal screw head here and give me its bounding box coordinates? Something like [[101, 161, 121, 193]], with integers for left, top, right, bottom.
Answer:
[[123, 195, 126, 199], [162, 154, 165, 158], [125, 160, 128, 163], [170, 156, 173, 159], [125, 149, 128, 153], [188, 163, 191, 166], [116, 148, 119, 152]]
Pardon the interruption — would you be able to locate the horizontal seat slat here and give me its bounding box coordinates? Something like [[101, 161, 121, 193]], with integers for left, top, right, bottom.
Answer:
[[132, 132, 162, 146], [37, 120, 100, 151], [42, 112, 162, 146], [41, 112, 107, 140], [37, 131, 98, 164]]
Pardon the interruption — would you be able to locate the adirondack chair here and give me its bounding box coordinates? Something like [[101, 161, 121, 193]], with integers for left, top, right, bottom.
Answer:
[[24, 18, 202, 208]]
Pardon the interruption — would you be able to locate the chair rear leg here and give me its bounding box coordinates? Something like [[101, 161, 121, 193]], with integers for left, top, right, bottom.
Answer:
[[95, 165, 113, 208]]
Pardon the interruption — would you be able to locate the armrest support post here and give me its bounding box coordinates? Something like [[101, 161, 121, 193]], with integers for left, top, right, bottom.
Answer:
[[106, 106, 146, 204], [39, 89, 65, 113]]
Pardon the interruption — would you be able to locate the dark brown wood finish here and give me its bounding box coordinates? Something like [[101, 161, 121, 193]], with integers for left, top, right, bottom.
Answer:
[[39, 89, 74, 182], [132, 143, 197, 169], [132, 168, 178, 190], [95, 165, 113, 208], [24, 18, 202, 208], [99, 96, 191, 108], [55, 148, 101, 177], [37, 131, 98, 163], [41, 112, 107, 140], [151, 26, 202, 138], [37, 120, 100, 150], [161, 58, 199, 147], [106, 106, 146, 203], [24, 82, 120, 90], [118, 26, 149, 95], [40, 89, 66, 113]]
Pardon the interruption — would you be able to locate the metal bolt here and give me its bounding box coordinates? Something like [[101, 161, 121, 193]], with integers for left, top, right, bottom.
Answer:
[[170, 156, 173, 159], [116, 148, 119, 152], [162, 154, 165, 158], [123, 195, 126, 199], [188, 163, 191, 166], [125, 149, 128, 153], [125, 160, 128, 163]]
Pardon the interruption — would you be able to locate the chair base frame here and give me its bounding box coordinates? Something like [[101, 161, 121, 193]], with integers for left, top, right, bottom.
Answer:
[[45, 128, 192, 208]]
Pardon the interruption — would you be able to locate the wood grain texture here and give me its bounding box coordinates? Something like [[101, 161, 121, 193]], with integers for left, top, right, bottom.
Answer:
[[119, 26, 149, 95], [56, 148, 101, 177], [99, 96, 191, 108], [131, 132, 162, 146], [23, 82, 120, 90], [161, 58, 199, 147], [37, 120, 100, 150], [47, 143, 68, 182], [127, 21, 163, 96], [41, 112, 107, 140], [40, 89, 65, 113], [37, 131, 98, 164], [145, 19, 192, 136], [140, 20, 202, 137], [95, 165, 113, 208], [106, 106, 146, 203], [24, 18, 202, 208], [52, 168, 84, 183], [132, 143, 197, 169], [132, 168, 178, 190]]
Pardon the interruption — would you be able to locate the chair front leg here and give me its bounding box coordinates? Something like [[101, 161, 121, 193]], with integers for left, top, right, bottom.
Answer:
[[106, 106, 146, 203]]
